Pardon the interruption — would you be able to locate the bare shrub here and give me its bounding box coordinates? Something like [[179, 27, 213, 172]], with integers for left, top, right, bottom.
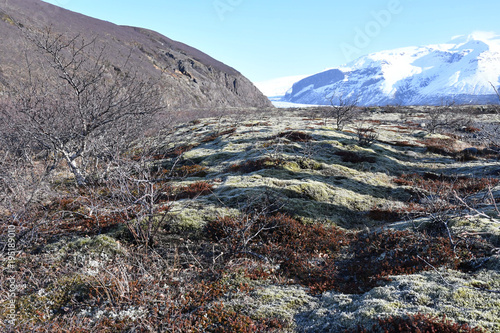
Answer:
[[356, 126, 379, 147], [423, 104, 476, 135], [1, 27, 165, 186], [394, 173, 500, 249], [321, 92, 360, 130]]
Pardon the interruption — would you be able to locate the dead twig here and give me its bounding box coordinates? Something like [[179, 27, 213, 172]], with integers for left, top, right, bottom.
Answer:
[[453, 190, 500, 224]]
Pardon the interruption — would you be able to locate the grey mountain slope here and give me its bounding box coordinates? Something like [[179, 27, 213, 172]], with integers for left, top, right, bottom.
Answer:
[[0, 0, 272, 108]]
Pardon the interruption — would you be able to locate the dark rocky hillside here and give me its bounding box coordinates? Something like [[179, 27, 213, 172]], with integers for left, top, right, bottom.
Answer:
[[0, 0, 272, 108]]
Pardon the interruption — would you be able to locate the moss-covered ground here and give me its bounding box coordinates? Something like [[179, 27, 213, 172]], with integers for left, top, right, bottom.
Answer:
[[1, 107, 499, 332]]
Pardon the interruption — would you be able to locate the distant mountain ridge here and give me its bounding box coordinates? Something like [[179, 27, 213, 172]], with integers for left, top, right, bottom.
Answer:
[[0, 0, 272, 108], [283, 33, 500, 106]]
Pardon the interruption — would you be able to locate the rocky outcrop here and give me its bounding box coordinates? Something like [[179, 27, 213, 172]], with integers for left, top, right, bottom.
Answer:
[[0, 0, 272, 108]]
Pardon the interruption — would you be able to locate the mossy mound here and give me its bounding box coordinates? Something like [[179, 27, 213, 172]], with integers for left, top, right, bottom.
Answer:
[[165, 199, 240, 233], [295, 262, 500, 332], [44, 234, 125, 259]]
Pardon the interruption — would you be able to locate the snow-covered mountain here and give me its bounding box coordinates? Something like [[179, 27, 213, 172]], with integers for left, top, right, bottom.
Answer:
[[283, 33, 500, 106]]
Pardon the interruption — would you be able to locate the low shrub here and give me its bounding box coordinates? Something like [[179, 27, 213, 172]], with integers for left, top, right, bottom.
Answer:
[[335, 230, 459, 294], [172, 164, 209, 178], [175, 181, 214, 199], [365, 120, 382, 125], [11, 258, 285, 332], [227, 157, 283, 173], [205, 213, 489, 295], [201, 127, 237, 143], [455, 147, 500, 162], [43, 197, 131, 236], [171, 144, 197, 156], [393, 140, 419, 148], [51, 197, 83, 212], [394, 173, 499, 197], [368, 208, 402, 222], [417, 138, 457, 155], [352, 313, 485, 333], [277, 131, 313, 142], [455, 149, 480, 162], [463, 126, 481, 133], [335, 151, 376, 163], [153, 144, 198, 159]]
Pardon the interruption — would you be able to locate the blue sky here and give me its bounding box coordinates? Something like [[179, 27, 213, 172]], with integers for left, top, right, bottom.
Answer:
[[41, 0, 500, 83]]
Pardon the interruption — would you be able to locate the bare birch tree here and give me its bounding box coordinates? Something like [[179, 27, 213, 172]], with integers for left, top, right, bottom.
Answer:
[[323, 92, 360, 130], [0, 27, 165, 186]]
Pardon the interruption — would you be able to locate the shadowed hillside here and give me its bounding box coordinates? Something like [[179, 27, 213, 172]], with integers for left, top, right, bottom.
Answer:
[[0, 0, 272, 108]]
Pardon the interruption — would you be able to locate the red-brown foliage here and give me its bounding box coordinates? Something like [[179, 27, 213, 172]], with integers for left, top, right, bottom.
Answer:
[[391, 173, 499, 223], [365, 120, 382, 125], [201, 127, 237, 143], [335, 150, 376, 163], [417, 137, 457, 155], [335, 230, 462, 294], [205, 213, 488, 295], [227, 157, 283, 173], [352, 313, 485, 333], [368, 208, 402, 222], [463, 126, 481, 133], [175, 181, 214, 199], [42, 197, 130, 235], [13, 261, 285, 332], [52, 197, 83, 212], [277, 131, 313, 142], [172, 164, 209, 178], [206, 213, 348, 257], [244, 122, 271, 127], [163, 144, 197, 158], [394, 173, 498, 197]]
